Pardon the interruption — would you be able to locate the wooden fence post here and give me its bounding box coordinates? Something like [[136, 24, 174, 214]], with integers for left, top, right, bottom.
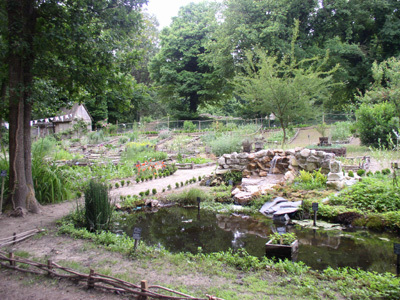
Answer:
[[9, 252, 15, 267], [139, 280, 148, 300], [47, 260, 52, 276], [88, 269, 95, 289]]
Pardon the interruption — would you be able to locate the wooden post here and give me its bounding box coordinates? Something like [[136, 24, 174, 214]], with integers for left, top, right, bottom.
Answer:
[[88, 269, 95, 289], [13, 232, 16, 245], [139, 280, 148, 300], [47, 260, 53, 276], [0, 175, 5, 214], [9, 252, 15, 267], [134, 239, 139, 251]]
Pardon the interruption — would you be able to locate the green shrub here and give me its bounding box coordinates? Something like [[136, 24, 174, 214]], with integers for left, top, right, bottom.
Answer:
[[84, 180, 113, 231], [357, 169, 366, 177], [207, 133, 243, 156], [121, 180, 125, 187], [330, 176, 400, 212], [152, 188, 157, 195], [348, 170, 354, 177], [158, 129, 171, 139], [145, 190, 150, 196], [183, 120, 197, 132], [330, 121, 354, 141], [115, 182, 120, 188], [382, 168, 391, 175], [293, 169, 327, 190], [355, 102, 399, 148], [268, 232, 297, 245], [88, 130, 105, 144], [175, 182, 179, 189], [223, 170, 242, 185]]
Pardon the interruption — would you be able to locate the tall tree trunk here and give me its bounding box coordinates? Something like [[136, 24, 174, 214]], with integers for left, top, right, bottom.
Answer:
[[7, 0, 40, 214], [189, 93, 199, 113]]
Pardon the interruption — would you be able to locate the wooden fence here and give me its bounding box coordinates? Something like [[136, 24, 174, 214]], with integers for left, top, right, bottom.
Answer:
[[0, 231, 224, 300]]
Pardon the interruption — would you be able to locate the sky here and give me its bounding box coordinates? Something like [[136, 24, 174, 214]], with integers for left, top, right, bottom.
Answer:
[[144, 0, 221, 29]]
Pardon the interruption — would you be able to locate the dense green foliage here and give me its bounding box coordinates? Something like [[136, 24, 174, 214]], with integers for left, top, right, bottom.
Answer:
[[233, 22, 338, 142], [356, 102, 398, 148], [149, 2, 226, 118], [330, 176, 400, 213], [293, 169, 327, 190]]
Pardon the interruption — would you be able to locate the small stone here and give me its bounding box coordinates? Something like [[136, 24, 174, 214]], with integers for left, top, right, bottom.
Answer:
[[217, 157, 226, 165], [300, 148, 311, 158]]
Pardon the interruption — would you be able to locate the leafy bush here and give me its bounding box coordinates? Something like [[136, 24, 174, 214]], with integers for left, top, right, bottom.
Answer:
[[158, 128, 171, 139], [183, 120, 197, 132], [223, 170, 242, 185], [330, 121, 354, 141], [88, 130, 105, 144], [268, 232, 297, 245], [357, 169, 366, 177], [355, 102, 399, 148], [348, 170, 354, 177], [207, 133, 243, 156], [84, 180, 113, 231], [293, 169, 327, 190], [330, 176, 400, 213]]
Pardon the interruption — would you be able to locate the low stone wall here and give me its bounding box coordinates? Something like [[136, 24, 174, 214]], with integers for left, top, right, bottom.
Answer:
[[217, 148, 335, 177]]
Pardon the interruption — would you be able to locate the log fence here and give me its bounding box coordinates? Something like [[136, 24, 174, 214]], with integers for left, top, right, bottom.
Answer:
[[0, 248, 223, 300]]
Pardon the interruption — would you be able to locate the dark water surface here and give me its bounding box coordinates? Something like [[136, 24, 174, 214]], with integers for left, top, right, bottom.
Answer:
[[115, 207, 400, 274]]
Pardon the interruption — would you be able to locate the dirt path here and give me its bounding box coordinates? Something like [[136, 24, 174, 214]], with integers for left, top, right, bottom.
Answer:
[[289, 127, 322, 147], [0, 165, 216, 240]]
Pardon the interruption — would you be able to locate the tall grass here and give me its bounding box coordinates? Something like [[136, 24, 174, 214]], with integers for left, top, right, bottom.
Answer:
[[84, 180, 113, 231], [167, 188, 211, 206], [32, 137, 74, 204]]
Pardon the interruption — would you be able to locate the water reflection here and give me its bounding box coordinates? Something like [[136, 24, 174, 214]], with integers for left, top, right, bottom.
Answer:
[[116, 207, 400, 274]]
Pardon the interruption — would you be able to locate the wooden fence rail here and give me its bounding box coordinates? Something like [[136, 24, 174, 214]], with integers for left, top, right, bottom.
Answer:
[[0, 250, 223, 300]]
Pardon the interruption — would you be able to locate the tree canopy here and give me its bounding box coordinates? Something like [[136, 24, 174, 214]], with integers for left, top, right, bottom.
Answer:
[[149, 1, 227, 119], [233, 21, 338, 143]]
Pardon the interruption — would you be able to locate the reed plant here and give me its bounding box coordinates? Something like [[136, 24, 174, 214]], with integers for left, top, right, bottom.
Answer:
[[84, 180, 113, 231], [31, 137, 74, 204]]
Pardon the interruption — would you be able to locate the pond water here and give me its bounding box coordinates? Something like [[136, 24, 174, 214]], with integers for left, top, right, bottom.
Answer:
[[115, 207, 400, 274]]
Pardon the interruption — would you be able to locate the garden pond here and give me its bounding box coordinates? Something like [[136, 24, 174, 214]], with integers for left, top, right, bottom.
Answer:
[[114, 207, 400, 274]]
